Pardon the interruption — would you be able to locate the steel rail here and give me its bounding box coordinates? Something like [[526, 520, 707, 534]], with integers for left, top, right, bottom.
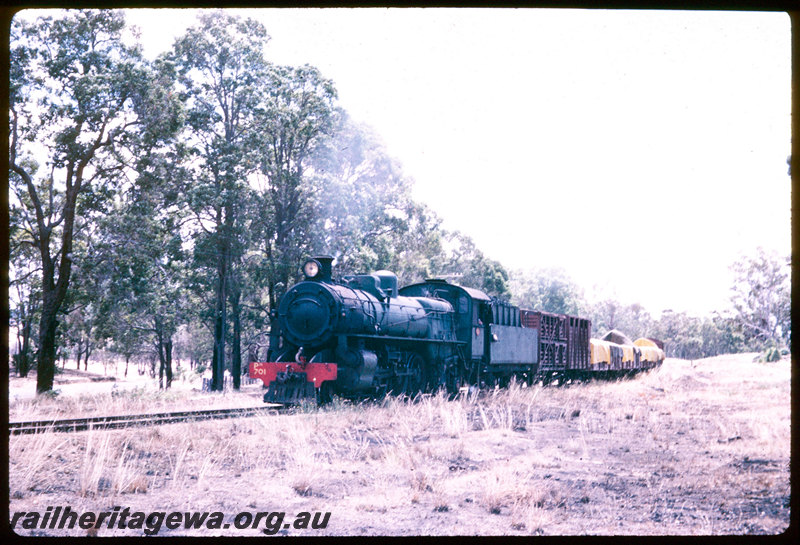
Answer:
[[8, 406, 282, 435]]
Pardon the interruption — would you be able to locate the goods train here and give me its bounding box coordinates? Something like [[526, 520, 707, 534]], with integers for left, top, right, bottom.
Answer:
[[249, 256, 665, 404]]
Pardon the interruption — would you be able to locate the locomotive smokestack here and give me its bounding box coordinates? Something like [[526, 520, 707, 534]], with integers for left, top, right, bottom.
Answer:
[[314, 255, 334, 282]]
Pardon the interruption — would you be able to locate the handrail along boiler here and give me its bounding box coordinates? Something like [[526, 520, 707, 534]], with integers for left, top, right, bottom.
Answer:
[[249, 256, 664, 403]]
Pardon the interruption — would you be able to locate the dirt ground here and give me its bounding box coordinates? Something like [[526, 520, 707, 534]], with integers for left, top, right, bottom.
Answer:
[[7, 353, 792, 536]]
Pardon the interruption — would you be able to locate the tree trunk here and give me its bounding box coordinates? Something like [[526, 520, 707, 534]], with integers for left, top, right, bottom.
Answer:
[[212, 276, 227, 391], [164, 338, 173, 388], [230, 285, 242, 390], [36, 305, 58, 394], [16, 330, 30, 378], [211, 208, 231, 392], [156, 318, 174, 390], [14, 137, 88, 394], [76, 337, 83, 369], [33, 180, 80, 392], [36, 324, 57, 394], [35, 305, 61, 393]]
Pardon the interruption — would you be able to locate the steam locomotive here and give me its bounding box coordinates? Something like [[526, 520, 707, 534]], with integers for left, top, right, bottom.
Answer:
[[249, 256, 664, 404]]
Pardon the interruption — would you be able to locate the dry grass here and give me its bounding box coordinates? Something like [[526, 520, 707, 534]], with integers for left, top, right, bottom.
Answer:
[[8, 353, 791, 536], [9, 384, 264, 422]]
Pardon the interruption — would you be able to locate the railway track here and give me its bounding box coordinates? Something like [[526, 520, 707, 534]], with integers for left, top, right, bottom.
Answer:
[[8, 406, 282, 435]]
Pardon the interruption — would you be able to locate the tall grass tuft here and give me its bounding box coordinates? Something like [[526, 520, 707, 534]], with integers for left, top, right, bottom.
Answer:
[[79, 431, 111, 497], [10, 430, 67, 496], [112, 440, 148, 494]]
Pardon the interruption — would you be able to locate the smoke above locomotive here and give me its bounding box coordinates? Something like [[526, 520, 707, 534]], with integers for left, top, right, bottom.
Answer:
[[249, 256, 664, 404]]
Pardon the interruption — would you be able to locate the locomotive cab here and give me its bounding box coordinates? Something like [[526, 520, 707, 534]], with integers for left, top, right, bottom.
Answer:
[[397, 279, 495, 378]]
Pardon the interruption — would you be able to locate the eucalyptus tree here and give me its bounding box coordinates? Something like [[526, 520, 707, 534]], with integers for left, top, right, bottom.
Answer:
[[652, 310, 704, 359], [586, 298, 655, 339], [310, 111, 422, 276], [433, 232, 511, 299], [223, 191, 279, 388], [251, 63, 338, 310], [9, 10, 181, 393], [729, 248, 790, 349], [509, 267, 584, 315], [386, 202, 446, 284], [700, 313, 744, 357], [93, 152, 190, 388], [170, 11, 270, 390]]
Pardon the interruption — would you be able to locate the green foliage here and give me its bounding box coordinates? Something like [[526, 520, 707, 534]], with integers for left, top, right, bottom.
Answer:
[[9, 9, 182, 393], [173, 322, 214, 370], [509, 268, 584, 315], [729, 247, 790, 350], [643, 310, 749, 360], [250, 63, 339, 305], [386, 203, 447, 286], [170, 11, 276, 390], [585, 300, 657, 342], [651, 311, 703, 359], [437, 232, 510, 299], [759, 347, 782, 363]]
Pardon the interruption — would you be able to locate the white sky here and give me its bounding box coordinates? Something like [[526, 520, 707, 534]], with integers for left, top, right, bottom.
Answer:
[[22, 8, 792, 317]]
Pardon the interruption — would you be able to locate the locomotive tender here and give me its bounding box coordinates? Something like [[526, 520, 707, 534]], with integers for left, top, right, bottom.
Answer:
[[249, 256, 664, 404]]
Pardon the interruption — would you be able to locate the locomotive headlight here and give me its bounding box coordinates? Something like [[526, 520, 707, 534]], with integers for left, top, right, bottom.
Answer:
[[302, 259, 321, 279]]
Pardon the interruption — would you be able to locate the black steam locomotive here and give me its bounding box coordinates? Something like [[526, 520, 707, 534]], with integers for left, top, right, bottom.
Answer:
[[249, 256, 663, 404]]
